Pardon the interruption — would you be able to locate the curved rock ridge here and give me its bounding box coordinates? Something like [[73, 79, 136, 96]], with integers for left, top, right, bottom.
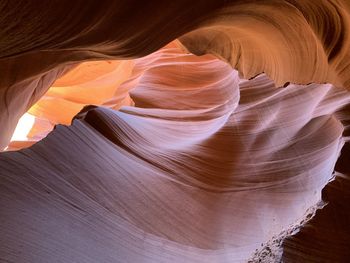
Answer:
[[6, 59, 135, 151], [2, 1, 350, 87], [180, 0, 350, 87], [1, 45, 350, 262], [2, 1, 350, 149]]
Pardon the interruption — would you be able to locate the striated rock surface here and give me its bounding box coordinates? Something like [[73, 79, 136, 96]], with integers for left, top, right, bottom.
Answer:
[[2, 1, 350, 148], [1, 1, 350, 262]]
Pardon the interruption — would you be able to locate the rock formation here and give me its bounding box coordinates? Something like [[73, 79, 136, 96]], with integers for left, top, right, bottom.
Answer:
[[1, 1, 350, 262]]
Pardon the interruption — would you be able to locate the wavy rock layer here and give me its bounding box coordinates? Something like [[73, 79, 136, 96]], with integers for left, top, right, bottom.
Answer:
[[282, 138, 350, 262], [6, 59, 134, 151], [2, 1, 350, 262], [2, 1, 350, 148], [1, 45, 350, 262]]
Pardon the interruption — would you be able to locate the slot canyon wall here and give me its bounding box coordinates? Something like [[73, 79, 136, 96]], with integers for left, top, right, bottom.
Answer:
[[1, 1, 350, 262]]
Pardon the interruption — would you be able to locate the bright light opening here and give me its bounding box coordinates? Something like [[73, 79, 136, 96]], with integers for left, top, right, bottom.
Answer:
[[10, 113, 35, 142]]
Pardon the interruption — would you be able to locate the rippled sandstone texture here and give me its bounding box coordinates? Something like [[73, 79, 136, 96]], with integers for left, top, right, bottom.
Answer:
[[1, 1, 350, 262]]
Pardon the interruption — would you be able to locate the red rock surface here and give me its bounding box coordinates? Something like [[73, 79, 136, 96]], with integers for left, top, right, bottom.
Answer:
[[1, 1, 350, 262]]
